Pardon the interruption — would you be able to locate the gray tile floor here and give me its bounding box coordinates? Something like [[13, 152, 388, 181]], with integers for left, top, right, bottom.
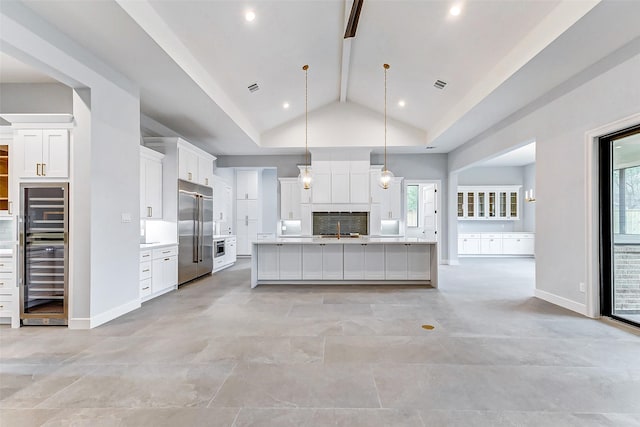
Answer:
[[1, 258, 640, 426]]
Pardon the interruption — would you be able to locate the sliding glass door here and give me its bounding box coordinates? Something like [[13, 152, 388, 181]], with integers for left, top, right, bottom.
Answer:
[[600, 125, 640, 327]]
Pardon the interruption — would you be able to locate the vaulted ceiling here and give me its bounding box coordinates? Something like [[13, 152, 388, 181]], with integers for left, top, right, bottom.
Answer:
[[4, 0, 640, 155]]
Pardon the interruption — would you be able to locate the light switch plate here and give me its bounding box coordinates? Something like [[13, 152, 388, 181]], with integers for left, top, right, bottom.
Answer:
[[121, 213, 132, 223]]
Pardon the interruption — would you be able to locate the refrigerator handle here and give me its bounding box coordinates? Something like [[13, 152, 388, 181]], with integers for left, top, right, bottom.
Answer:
[[199, 195, 204, 262], [193, 195, 199, 264]]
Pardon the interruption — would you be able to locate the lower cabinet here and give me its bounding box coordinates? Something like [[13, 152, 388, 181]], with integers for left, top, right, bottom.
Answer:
[[301, 244, 343, 280], [480, 234, 503, 255], [458, 233, 535, 256], [140, 245, 178, 301], [322, 245, 343, 280], [257, 244, 302, 280], [385, 245, 408, 280], [458, 234, 481, 255]]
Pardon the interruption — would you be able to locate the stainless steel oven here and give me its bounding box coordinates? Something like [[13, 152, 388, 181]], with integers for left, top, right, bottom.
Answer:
[[214, 239, 225, 258]]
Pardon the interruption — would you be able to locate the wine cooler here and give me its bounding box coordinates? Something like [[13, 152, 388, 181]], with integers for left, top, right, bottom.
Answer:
[[19, 183, 68, 325]]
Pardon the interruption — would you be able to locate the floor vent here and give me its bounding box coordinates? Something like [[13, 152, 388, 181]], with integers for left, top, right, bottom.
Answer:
[[248, 83, 260, 93], [434, 80, 447, 90]]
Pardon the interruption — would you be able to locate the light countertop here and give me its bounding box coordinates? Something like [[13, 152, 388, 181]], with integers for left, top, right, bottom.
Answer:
[[213, 235, 236, 239], [253, 237, 437, 245], [140, 242, 178, 250]]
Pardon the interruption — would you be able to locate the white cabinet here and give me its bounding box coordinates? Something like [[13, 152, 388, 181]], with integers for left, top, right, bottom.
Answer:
[[237, 219, 257, 256], [480, 234, 503, 255], [458, 232, 534, 256], [370, 170, 383, 204], [257, 245, 279, 280], [343, 245, 365, 280], [369, 204, 382, 236], [237, 199, 258, 221], [236, 170, 258, 200], [178, 146, 199, 182], [213, 178, 232, 222], [312, 170, 332, 204], [458, 234, 481, 255], [17, 129, 69, 178], [457, 186, 521, 220], [300, 204, 312, 236], [302, 244, 342, 280], [364, 244, 385, 279], [407, 245, 430, 280], [349, 171, 370, 204], [280, 178, 302, 220], [380, 177, 403, 220], [198, 156, 213, 187], [140, 147, 163, 219], [322, 245, 343, 280], [385, 245, 409, 280], [302, 245, 323, 279], [257, 244, 302, 280], [331, 170, 350, 203], [502, 233, 535, 255], [141, 245, 178, 302], [343, 244, 384, 280]]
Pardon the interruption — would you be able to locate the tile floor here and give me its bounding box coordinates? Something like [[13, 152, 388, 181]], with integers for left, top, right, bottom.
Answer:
[[1, 258, 640, 426]]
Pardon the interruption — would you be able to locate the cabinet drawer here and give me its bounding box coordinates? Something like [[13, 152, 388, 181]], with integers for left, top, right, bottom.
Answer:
[[481, 233, 502, 239], [459, 233, 481, 239], [0, 295, 13, 314], [0, 276, 14, 290], [225, 237, 236, 244], [214, 257, 226, 268], [140, 278, 152, 298], [140, 250, 152, 262], [0, 260, 14, 272], [153, 246, 178, 259], [140, 262, 152, 280]]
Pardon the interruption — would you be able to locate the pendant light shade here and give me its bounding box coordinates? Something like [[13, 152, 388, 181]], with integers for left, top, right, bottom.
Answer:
[[298, 64, 312, 190], [379, 63, 394, 189]]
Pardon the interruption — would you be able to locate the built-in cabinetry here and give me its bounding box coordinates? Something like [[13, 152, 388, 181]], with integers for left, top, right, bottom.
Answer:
[[279, 177, 313, 236], [302, 244, 344, 280], [139, 245, 178, 301], [140, 146, 163, 219], [343, 244, 385, 280], [15, 129, 69, 178], [178, 145, 214, 187], [214, 236, 237, 272], [458, 232, 534, 256], [236, 170, 259, 255], [213, 177, 233, 223], [0, 131, 12, 213], [310, 161, 370, 208], [257, 244, 303, 280], [457, 186, 520, 220], [0, 216, 18, 327]]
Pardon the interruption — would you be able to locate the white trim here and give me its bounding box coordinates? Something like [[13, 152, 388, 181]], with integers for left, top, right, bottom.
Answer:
[[534, 289, 588, 316], [89, 299, 140, 329], [583, 112, 640, 318], [443, 259, 459, 265], [68, 317, 91, 329]]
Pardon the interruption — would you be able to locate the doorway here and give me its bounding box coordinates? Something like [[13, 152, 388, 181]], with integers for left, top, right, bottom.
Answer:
[[600, 124, 640, 327]]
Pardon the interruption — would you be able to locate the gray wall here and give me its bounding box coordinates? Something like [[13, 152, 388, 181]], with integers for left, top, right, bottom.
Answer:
[[216, 155, 306, 178], [523, 163, 536, 232], [0, 82, 73, 113], [261, 168, 278, 235]]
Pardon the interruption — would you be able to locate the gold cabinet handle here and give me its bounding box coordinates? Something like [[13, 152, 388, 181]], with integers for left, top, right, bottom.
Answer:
[[42, 163, 46, 176], [147, 207, 152, 218], [36, 163, 41, 176]]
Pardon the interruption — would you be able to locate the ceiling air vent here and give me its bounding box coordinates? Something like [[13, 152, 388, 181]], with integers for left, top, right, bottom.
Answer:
[[248, 83, 260, 93], [434, 80, 447, 90]]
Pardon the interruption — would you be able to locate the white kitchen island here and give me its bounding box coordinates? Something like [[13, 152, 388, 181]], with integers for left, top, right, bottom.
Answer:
[[251, 237, 437, 288]]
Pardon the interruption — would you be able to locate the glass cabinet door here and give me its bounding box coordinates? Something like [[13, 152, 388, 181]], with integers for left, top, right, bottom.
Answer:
[[510, 191, 518, 218], [488, 192, 496, 217], [0, 145, 8, 212], [499, 192, 507, 218], [457, 192, 464, 217], [466, 192, 475, 218], [477, 192, 486, 218]]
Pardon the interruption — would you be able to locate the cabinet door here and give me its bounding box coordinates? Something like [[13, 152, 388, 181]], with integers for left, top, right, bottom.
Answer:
[[237, 170, 258, 200], [140, 158, 147, 218], [502, 238, 520, 255], [477, 192, 486, 218], [236, 224, 247, 255], [312, 171, 331, 203], [302, 245, 323, 279], [488, 192, 497, 218], [498, 192, 508, 218], [331, 171, 350, 203], [227, 239, 237, 260], [322, 245, 343, 280], [381, 179, 402, 220], [18, 130, 43, 178], [224, 185, 233, 221], [457, 192, 464, 218], [370, 170, 383, 204], [466, 192, 475, 218], [300, 204, 312, 236], [289, 182, 301, 219], [42, 130, 68, 178], [162, 256, 178, 289], [279, 244, 302, 279], [151, 258, 164, 293], [350, 171, 369, 204], [236, 199, 258, 220], [257, 245, 279, 280], [178, 147, 198, 182], [509, 191, 519, 219], [458, 237, 480, 255], [198, 156, 213, 187], [407, 245, 430, 280], [343, 244, 364, 280], [145, 158, 163, 219], [385, 245, 407, 280], [480, 237, 502, 255], [369, 204, 381, 236], [300, 182, 312, 204], [364, 244, 385, 280]]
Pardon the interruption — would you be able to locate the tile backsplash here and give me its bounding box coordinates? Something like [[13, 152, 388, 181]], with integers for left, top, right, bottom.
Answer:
[[312, 212, 369, 235]]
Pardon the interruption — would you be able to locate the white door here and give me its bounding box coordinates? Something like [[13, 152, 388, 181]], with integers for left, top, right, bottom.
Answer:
[[257, 245, 279, 280], [302, 245, 323, 279], [343, 245, 364, 280], [349, 171, 370, 204], [322, 245, 343, 280], [312, 171, 331, 203], [422, 184, 437, 241], [18, 130, 43, 178], [145, 159, 163, 219], [237, 170, 258, 200], [178, 147, 198, 182], [407, 245, 430, 280], [364, 245, 385, 279], [162, 256, 178, 288], [385, 245, 407, 280], [198, 156, 212, 187], [42, 130, 68, 178], [151, 258, 164, 293], [279, 244, 302, 279]]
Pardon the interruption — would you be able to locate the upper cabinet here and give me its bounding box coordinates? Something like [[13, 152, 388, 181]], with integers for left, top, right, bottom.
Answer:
[[177, 145, 214, 187], [279, 178, 303, 220], [140, 146, 164, 219], [236, 170, 258, 200], [213, 176, 232, 222], [380, 177, 403, 220], [16, 129, 69, 178], [0, 131, 12, 214], [198, 156, 213, 187], [310, 161, 371, 207], [457, 186, 521, 220]]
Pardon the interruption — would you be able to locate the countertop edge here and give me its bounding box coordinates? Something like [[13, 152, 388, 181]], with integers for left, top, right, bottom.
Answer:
[[140, 242, 178, 250]]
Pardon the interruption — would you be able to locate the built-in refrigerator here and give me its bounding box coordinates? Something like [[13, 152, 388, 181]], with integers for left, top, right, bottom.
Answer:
[[178, 180, 213, 284], [19, 183, 68, 325]]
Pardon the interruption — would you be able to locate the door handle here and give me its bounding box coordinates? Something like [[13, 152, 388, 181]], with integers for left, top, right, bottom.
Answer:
[[36, 163, 41, 176], [42, 163, 46, 176], [147, 206, 152, 218]]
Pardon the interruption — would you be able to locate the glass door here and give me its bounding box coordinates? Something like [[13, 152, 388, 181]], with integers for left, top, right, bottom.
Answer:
[[21, 184, 68, 322], [600, 125, 640, 327]]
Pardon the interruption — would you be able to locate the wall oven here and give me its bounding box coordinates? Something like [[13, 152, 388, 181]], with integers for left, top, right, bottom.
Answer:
[[214, 239, 225, 258]]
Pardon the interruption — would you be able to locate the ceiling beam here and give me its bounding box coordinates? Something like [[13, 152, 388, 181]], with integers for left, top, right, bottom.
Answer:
[[339, 0, 360, 103], [344, 0, 364, 39]]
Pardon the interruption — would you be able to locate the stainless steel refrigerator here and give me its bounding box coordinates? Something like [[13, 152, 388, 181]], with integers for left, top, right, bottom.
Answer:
[[178, 180, 213, 284], [19, 183, 69, 325]]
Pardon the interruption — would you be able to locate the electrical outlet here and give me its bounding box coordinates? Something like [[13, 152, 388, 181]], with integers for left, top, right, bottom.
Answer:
[[121, 213, 132, 223], [579, 282, 585, 293]]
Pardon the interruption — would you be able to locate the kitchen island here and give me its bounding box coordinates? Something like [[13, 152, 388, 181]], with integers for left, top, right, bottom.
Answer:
[[251, 237, 437, 288]]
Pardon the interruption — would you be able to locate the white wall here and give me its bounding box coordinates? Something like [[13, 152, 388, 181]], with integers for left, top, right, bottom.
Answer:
[[523, 163, 536, 232], [2, 1, 141, 327], [0, 82, 72, 113], [448, 42, 640, 315], [261, 168, 278, 235]]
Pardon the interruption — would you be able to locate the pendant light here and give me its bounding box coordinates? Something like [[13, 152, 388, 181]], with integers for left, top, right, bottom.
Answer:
[[298, 64, 312, 190], [379, 63, 394, 189]]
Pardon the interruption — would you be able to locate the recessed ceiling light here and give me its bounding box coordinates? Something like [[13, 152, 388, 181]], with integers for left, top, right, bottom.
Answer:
[[398, 100, 406, 107], [283, 102, 290, 109], [450, 5, 461, 16], [245, 10, 256, 22]]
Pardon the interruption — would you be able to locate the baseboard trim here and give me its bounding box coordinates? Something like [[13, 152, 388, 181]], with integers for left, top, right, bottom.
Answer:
[[443, 259, 460, 265], [89, 299, 141, 329], [68, 317, 91, 329], [534, 289, 588, 316]]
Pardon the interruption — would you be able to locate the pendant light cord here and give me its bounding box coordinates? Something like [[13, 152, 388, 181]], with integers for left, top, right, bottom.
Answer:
[[303, 64, 309, 172], [384, 63, 389, 172]]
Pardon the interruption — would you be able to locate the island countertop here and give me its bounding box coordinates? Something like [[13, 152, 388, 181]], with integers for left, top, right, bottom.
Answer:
[[254, 237, 437, 245]]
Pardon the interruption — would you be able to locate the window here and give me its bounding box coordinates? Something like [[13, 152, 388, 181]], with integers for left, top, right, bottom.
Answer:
[[407, 185, 419, 227]]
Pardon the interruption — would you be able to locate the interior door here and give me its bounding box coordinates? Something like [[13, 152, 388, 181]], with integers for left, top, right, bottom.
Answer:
[[422, 184, 437, 241]]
